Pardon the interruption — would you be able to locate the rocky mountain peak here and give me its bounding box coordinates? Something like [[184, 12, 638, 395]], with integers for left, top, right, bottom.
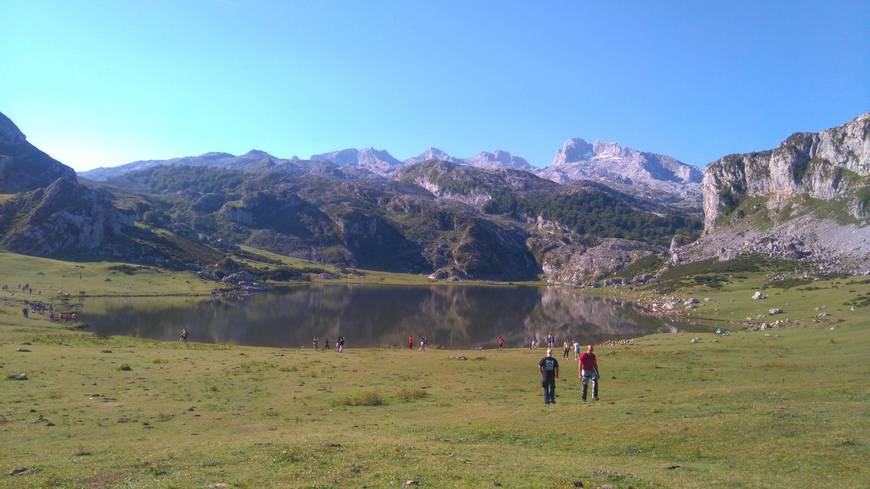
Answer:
[[405, 147, 459, 165], [0, 111, 77, 193], [552, 138, 594, 167], [465, 150, 533, 171]]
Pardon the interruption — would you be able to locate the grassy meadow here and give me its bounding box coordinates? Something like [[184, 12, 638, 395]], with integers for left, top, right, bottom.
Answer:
[[0, 251, 868, 488]]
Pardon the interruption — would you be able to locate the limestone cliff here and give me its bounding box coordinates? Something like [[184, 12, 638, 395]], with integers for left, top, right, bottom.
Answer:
[[703, 113, 869, 232]]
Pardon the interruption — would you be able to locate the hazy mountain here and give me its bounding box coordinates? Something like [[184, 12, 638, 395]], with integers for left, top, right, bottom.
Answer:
[[310, 147, 401, 176], [404, 147, 461, 166], [0, 111, 76, 193], [80, 150, 298, 181], [537, 138, 703, 211], [464, 150, 534, 171]]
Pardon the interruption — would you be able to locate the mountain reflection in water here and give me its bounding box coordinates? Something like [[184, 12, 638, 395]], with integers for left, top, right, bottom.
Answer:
[[83, 285, 697, 348]]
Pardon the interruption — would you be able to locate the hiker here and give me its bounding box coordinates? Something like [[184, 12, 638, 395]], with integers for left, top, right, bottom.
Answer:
[[408, 335, 414, 349], [563, 339, 570, 359], [336, 336, 344, 352], [573, 340, 581, 360], [578, 345, 600, 401], [22, 307, 29, 319], [547, 333, 554, 348], [497, 336, 505, 350], [538, 348, 559, 404], [324, 338, 330, 351], [313, 337, 319, 350], [420, 336, 425, 350], [179, 328, 189, 343]]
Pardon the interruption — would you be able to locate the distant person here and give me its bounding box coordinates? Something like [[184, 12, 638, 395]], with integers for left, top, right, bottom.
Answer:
[[420, 336, 425, 350], [547, 333, 555, 348], [497, 336, 505, 350], [563, 339, 570, 359], [538, 348, 559, 405], [337, 336, 344, 353], [324, 338, 330, 351], [179, 328, 189, 343], [578, 345, 599, 402], [423, 336, 429, 350], [573, 340, 581, 360], [408, 335, 414, 349], [22, 307, 29, 319], [313, 337, 319, 350]]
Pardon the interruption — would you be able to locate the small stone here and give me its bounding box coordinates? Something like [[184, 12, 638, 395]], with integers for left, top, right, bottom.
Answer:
[[16, 348, 31, 353], [8, 373, 28, 380], [752, 291, 766, 300], [665, 464, 681, 470], [402, 480, 420, 488], [690, 337, 701, 344], [9, 467, 38, 476], [119, 364, 132, 371], [768, 308, 783, 315], [572, 482, 584, 488], [20, 342, 32, 346], [101, 348, 112, 353]]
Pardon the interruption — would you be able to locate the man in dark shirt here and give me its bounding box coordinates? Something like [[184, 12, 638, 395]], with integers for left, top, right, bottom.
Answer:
[[538, 348, 560, 404], [578, 344, 599, 401]]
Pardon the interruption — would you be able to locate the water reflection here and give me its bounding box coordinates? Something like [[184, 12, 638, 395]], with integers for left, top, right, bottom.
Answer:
[[83, 285, 697, 348]]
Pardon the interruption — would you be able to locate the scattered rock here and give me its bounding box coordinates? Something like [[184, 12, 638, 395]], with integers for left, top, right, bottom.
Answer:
[[118, 364, 132, 371], [665, 464, 681, 470], [752, 291, 766, 300], [206, 484, 228, 488], [572, 482, 584, 488], [20, 341, 32, 345], [768, 308, 783, 315], [8, 467, 39, 476], [683, 298, 700, 305], [690, 337, 701, 344], [16, 348, 31, 353], [7, 373, 28, 380], [493, 481, 502, 487], [72, 450, 91, 457], [402, 480, 420, 488], [101, 348, 112, 353], [448, 356, 468, 361]]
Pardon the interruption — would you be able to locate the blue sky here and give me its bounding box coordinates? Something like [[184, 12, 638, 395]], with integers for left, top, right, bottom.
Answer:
[[1, 0, 867, 171]]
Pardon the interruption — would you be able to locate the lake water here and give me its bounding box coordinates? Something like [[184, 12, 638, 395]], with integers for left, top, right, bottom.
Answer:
[[82, 285, 699, 348]]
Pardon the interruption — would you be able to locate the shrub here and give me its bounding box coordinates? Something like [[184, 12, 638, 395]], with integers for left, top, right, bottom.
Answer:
[[397, 388, 430, 402], [341, 391, 385, 406]]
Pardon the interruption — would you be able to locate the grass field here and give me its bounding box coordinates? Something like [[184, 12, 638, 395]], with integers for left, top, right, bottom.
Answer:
[[1, 252, 868, 488]]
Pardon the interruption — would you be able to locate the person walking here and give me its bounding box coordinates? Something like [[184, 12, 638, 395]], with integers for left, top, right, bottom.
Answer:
[[179, 328, 189, 343], [578, 344, 600, 401], [408, 335, 414, 349], [497, 336, 505, 350], [538, 348, 560, 405], [562, 339, 570, 359], [573, 340, 581, 360], [313, 336, 319, 350]]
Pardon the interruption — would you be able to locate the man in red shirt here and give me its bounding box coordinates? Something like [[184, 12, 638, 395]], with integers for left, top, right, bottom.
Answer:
[[578, 344, 599, 401]]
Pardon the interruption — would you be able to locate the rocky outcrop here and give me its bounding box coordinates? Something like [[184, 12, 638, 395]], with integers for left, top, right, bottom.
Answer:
[[537, 138, 703, 211], [703, 113, 869, 231], [527, 215, 663, 284], [0, 178, 128, 255], [0, 111, 77, 193]]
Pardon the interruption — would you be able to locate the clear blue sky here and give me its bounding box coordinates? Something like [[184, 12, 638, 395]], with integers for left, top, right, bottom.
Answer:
[[1, 0, 868, 171]]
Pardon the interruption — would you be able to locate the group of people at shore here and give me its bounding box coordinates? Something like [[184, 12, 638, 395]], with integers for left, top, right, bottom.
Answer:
[[311, 336, 346, 352]]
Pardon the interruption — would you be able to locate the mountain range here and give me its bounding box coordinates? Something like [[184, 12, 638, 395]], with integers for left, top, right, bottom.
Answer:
[[81, 139, 702, 210], [4, 110, 868, 282]]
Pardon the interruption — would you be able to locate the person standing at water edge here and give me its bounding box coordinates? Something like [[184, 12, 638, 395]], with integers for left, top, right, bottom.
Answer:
[[538, 348, 559, 404], [578, 345, 599, 401]]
